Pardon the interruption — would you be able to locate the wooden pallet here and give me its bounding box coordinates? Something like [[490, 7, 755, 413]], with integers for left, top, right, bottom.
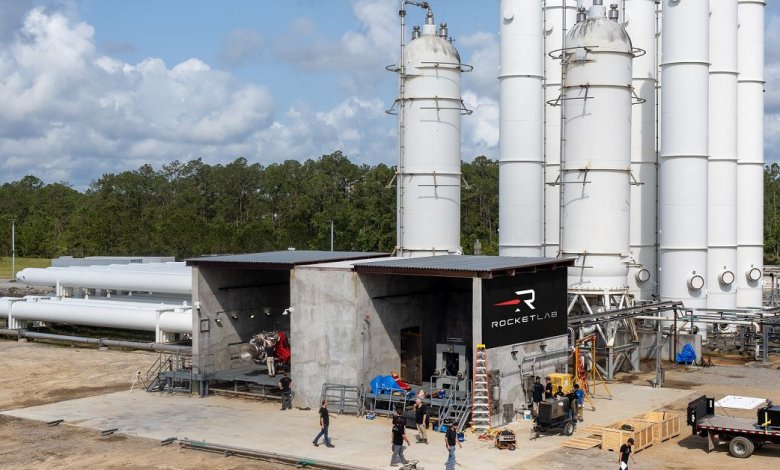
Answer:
[[633, 412, 682, 443], [562, 437, 602, 450]]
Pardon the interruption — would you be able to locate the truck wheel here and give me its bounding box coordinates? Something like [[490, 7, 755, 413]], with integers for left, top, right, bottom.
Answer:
[[509, 444, 516, 451], [728, 436, 754, 458], [563, 422, 575, 436]]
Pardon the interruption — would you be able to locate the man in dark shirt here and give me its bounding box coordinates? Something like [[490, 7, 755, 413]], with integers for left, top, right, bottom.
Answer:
[[619, 437, 635, 469], [414, 398, 428, 443], [532, 376, 544, 416], [312, 400, 334, 448], [554, 386, 565, 398], [444, 420, 461, 470], [544, 377, 553, 399], [391, 407, 411, 466], [278, 372, 292, 410]]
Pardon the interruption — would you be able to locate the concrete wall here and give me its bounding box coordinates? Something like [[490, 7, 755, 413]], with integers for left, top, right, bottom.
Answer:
[[193, 267, 290, 373], [486, 335, 570, 426], [290, 267, 473, 408], [290, 268, 361, 407]]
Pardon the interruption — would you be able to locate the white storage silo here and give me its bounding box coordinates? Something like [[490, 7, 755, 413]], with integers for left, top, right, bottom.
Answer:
[[622, 0, 658, 301], [561, 1, 633, 291], [708, 0, 739, 311], [395, 10, 468, 257], [659, 0, 709, 311], [543, 0, 578, 258], [736, 0, 765, 307], [498, 0, 544, 257]]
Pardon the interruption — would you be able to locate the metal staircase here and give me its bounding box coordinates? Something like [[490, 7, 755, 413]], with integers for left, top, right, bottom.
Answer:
[[470, 344, 490, 434]]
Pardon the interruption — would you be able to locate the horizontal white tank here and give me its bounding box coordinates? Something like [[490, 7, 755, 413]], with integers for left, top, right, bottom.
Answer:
[[16, 263, 191, 295], [561, 2, 633, 289], [2, 297, 191, 334]]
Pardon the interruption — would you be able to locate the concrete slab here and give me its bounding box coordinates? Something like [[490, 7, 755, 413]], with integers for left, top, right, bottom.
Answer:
[[2, 383, 693, 470]]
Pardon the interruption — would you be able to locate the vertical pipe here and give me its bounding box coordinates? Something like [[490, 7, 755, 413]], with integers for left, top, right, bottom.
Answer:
[[543, 0, 578, 258], [11, 219, 15, 281], [736, 0, 765, 308], [707, 0, 739, 311], [659, 0, 709, 314], [623, 0, 658, 301], [498, 0, 544, 257]]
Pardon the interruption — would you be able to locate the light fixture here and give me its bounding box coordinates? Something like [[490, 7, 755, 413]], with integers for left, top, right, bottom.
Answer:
[[249, 313, 255, 319], [214, 318, 223, 327]]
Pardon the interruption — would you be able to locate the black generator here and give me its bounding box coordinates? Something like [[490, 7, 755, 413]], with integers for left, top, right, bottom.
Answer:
[[538, 397, 571, 424]]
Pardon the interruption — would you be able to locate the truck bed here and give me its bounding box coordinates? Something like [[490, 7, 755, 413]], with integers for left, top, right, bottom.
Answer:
[[697, 415, 780, 438]]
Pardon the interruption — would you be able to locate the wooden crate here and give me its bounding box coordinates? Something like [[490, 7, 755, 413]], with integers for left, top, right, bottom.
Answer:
[[601, 421, 654, 453], [634, 412, 682, 442]]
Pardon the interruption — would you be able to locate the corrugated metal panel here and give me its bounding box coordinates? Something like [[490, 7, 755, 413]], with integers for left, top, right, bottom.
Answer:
[[186, 251, 387, 269], [353, 255, 574, 278]]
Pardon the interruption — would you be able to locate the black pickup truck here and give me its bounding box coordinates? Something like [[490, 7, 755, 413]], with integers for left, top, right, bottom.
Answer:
[[687, 395, 780, 458]]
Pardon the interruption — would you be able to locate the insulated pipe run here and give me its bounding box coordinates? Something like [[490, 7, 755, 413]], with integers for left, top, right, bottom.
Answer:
[[0, 329, 191, 352], [498, 0, 544, 256], [659, 0, 709, 320]]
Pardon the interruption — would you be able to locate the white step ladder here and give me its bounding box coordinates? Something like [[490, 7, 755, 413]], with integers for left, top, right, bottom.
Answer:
[[471, 344, 490, 434]]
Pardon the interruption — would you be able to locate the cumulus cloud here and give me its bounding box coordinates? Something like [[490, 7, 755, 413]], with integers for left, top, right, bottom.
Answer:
[[0, 7, 273, 187]]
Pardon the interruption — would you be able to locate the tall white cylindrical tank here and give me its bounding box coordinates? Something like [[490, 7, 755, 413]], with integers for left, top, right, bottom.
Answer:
[[543, 0, 578, 258], [397, 11, 465, 257], [498, 0, 544, 257], [736, 0, 765, 307], [708, 0, 739, 310], [561, 1, 633, 289], [659, 0, 709, 309], [622, 0, 658, 301]]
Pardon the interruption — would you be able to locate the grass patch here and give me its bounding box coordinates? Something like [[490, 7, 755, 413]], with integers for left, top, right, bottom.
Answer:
[[0, 257, 50, 280]]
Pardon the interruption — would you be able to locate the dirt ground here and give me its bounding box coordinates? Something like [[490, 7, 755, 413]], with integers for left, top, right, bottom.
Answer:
[[0, 340, 778, 469]]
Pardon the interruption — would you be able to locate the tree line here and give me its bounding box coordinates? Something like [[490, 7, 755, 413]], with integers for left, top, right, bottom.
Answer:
[[0, 152, 499, 259], [4, 154, 779, 264]]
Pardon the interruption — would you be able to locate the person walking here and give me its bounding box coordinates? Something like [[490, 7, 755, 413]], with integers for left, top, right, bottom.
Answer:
[[544, 376, 553, 399], [532, 376, 544, 416], [444, 420, 461, 470], [619, 437, 636, 469], [413, 398, 428, 444], [390, 407, 411, 466], [278, 372, 292, 410], [573, 383, 585, 421], [265, 344, 276, 377], [312, 400, 335, 448]]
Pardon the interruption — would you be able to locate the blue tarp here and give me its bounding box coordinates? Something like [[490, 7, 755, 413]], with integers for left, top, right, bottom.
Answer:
[[370, 375, 404, 395], [675, 343, 697, 364]]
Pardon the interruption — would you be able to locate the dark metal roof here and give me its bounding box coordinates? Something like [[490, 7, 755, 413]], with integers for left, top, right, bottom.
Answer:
[[186, 250, 387, 270], [353, 255, 575, 279]]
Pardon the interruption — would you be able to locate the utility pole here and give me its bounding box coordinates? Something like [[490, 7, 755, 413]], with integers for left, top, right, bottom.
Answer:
[[327, 220, 334, 251], [11, 218, 15, 282]]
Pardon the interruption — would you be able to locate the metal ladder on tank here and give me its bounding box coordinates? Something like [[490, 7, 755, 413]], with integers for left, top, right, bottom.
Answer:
[[470, 344, 490, 434]]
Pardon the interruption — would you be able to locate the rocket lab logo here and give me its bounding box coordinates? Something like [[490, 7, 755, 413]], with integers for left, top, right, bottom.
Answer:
[[494, 289, 536, 311]]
